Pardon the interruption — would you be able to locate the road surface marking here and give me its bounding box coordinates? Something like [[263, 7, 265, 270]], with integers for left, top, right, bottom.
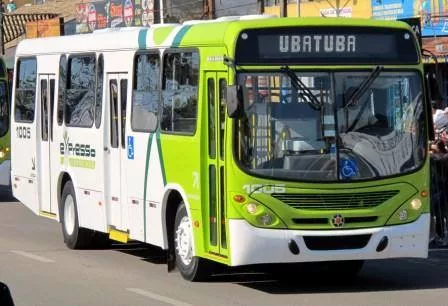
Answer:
[[126, 288, 193, 306], [11, 250, 54, 263]]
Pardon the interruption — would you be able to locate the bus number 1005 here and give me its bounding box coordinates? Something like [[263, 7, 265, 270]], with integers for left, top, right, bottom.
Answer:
[[16, 126, 31, 139]]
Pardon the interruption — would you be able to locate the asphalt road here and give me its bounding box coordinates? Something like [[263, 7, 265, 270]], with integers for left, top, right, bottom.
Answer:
[[1, 186, 448, 306]]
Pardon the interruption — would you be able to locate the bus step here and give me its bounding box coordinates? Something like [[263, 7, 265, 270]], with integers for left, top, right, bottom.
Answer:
[[109, 229, 129, 243]]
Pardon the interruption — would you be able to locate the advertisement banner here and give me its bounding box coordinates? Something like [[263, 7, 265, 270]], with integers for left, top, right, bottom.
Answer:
[[76, 0, 155, 33], [109, 0, 124, 28], [142, 0, 154, 26], [372, 0, 448, 37], [76, 3, 89, 34], [123, 0, 135, 27], [134, 0, 142, 26]]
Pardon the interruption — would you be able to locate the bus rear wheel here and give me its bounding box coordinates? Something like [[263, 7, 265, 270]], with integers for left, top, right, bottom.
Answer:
[[174, 202, 209, 281], [60, 181, 93, 249]]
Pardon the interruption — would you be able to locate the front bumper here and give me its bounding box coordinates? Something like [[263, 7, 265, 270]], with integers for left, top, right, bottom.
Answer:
[[229, 213, 430, 266]]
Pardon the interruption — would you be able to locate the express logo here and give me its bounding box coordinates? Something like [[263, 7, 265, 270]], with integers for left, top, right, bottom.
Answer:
[[60, 132, 96, 158]]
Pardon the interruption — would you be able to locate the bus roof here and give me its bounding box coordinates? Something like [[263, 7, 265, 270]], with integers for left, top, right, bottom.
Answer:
[[15, 17, 413, 56]]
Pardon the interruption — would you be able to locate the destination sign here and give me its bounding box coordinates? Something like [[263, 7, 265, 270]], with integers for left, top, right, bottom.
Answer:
[[235, 27, 419, 65]]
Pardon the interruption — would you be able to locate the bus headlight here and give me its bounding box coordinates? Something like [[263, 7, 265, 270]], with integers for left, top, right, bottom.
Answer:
[[398, 209, 408, 221], [0, 151, 4, 159], [233, 197, 286, 229], [257, 213, 274, 226], [245, 203, 258, 214], [410, 198, 422, 210], [386, 197, 426, 225]]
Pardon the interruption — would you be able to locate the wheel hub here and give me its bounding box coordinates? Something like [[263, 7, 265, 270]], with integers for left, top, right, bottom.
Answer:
[[64, 195, 75, 236], [175, 216, 193, 266]]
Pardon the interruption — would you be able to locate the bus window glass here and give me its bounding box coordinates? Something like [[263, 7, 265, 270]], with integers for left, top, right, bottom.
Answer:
[[58, 55, 66, 126], [50, 79, 55, 140], [41, 79, 48, 141], [236, 71, 425, 182], [132, 53, 159, 132], [0, 81, 8, 137], [120, 79, 128, 149], [65, 55, 96, 127], [110, 80, 119, 148], [15, 58, 37, 123], [161, 51, 199, 134], [95, 54, 104, 128]]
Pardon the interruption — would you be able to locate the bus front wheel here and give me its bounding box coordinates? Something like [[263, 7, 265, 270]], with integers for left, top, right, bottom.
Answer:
[[174, 202, 209, 281], [60, 181, 92, 249]]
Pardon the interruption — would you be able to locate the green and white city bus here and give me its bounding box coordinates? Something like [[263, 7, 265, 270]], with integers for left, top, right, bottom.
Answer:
[[11, 16, 432, 281], [0, 57, 10, 186]]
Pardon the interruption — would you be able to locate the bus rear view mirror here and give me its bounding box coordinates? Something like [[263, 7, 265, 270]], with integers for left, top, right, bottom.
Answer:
[[226, 85, 243, 118]]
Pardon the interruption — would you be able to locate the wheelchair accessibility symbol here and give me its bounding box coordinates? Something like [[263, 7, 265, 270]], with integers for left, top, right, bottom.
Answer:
[[340, 158, 358, 179]]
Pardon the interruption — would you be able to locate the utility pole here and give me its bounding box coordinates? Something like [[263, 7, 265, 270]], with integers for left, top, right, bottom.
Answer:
[[297, 0, 300, 17], [160, 0, 165, 24], [280, 0, 287, 17]]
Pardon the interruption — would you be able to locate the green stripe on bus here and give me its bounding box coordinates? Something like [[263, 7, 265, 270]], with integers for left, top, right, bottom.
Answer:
[[172, 25, 192, 47], [156, 131, 167, 186], [138, 28, 149, 49], [143, 133, 154, 242]]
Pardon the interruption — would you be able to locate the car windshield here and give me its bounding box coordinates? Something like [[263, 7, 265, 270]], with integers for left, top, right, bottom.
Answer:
[[235, 71, 426, 182]]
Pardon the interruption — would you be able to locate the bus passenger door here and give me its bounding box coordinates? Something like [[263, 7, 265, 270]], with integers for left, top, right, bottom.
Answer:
[[205, 72, 228, 257], [105, 73, 128, 230], [37, 74, 56, 214]]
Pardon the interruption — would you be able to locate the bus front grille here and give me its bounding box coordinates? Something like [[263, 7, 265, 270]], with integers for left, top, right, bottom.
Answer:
[[272, 190, 399, 210]]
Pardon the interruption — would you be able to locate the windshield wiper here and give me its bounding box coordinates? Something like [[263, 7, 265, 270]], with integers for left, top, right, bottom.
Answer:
[[345, 66, 383, 108], [280, 66, 321, 110]]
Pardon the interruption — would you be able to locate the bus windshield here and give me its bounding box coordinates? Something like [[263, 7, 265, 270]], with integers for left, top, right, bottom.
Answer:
[[235, 70, 426, 182], [0, 80, 8, 137]]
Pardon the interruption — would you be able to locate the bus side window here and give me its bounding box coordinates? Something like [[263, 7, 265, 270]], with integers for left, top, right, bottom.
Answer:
[[131, 53, 159, 132], [14, 58, 37, 123], [57, 55, 66, 126], [95, 54, 104, 129], [161, 51, 199, 134], [65, 54, 96, 128]]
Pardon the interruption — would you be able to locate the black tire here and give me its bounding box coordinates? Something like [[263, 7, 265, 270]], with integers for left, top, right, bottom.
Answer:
[[174, 202, 210, 281], [60, 181, 93, 249]]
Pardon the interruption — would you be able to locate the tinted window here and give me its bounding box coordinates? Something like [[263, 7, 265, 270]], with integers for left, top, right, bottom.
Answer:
[[57, 55, 66, 125], [110, 80, 119, 148], [120, 79, 128, 148], [65, 55, 96, 127], [95, 54, 104, 128], [161, 51, 199, 134], [132, 53, 159, 132], [15, 58, 37, 123], [0, 81, 9, 137]]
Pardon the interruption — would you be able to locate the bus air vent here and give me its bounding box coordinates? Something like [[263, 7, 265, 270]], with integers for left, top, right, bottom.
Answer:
[[303, 234, 371, 251], [272, 190, 399, 210]]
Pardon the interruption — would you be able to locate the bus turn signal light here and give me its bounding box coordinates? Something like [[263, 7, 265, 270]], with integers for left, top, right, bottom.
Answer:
[[233, 194, 246, 203]]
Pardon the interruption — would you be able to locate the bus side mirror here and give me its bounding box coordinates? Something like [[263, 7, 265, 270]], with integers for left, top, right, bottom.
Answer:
[[226, 85, 243, 118]]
